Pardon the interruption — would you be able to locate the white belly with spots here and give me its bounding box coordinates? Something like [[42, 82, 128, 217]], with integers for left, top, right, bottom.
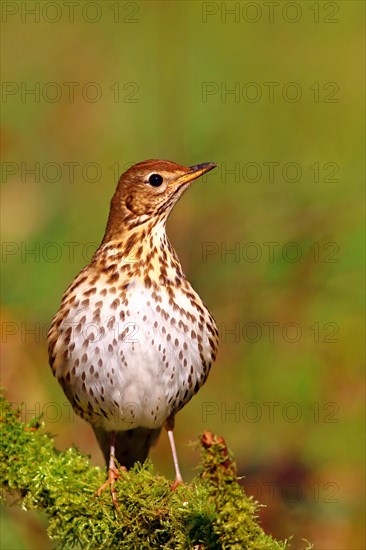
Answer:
[[53, 278, 216, 431]]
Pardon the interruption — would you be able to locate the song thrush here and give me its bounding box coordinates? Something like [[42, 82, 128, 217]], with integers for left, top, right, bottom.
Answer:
[[48, 160, 219, 507]]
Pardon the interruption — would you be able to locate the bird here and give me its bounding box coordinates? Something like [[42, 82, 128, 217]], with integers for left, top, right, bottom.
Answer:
[[47, 159, 219, 508]]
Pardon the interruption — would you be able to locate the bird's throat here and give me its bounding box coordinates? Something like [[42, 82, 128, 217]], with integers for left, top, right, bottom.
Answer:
[[95, 220, 186, 289]]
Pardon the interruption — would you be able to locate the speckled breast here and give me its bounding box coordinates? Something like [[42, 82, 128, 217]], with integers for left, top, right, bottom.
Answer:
[[48, 273, 218, 432]]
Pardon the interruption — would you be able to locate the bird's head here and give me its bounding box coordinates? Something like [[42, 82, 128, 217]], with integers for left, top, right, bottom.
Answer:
[[103, 159, 217, 241]]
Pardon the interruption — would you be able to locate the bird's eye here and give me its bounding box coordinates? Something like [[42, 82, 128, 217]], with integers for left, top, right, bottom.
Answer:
[[148, 173, 163, 187]]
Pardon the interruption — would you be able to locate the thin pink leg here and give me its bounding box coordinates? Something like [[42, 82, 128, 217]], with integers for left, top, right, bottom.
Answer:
[[109, 431, 116, 470], [167, 428, 183, 485], [108, 431, 120, 510]]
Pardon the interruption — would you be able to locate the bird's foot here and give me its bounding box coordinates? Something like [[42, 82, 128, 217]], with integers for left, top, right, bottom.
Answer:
[[95, 464, 126, 511], [170, 477, 184, 491]]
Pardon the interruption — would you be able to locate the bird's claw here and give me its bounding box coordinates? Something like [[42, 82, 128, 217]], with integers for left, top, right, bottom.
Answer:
[[95, 465, 126, 511], [170, 478, 184, 491]]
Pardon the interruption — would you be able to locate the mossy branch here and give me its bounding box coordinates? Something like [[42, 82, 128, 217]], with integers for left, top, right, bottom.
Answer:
[[0, 395, 303, 549]]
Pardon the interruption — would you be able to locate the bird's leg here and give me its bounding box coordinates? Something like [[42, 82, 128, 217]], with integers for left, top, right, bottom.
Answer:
[[165, 415, 183, 489], [95, 431, 123, 511]]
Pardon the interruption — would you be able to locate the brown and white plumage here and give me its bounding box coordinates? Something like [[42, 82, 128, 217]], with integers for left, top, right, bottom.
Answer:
[[48, 160, 218, 504]]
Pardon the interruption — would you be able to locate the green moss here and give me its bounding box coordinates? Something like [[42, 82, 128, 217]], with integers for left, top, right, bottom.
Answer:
[[0, 395, 308, 549]]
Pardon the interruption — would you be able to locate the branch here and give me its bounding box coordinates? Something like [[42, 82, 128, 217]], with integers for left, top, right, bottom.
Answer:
[[0, 395, 304, 549]]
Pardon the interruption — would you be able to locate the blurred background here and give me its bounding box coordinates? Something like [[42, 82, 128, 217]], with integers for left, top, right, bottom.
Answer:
[[1, 1, 364, 548]]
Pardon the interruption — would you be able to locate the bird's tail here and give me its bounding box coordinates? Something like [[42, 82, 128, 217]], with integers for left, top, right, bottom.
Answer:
[[93, 426, 162, 469]]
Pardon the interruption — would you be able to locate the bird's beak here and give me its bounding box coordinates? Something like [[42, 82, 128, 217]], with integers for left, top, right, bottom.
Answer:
[[174, 162, 217, 186]]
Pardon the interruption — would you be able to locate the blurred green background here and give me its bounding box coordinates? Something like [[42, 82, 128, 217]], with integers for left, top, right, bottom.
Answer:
[[1, 1, 364, 548]]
